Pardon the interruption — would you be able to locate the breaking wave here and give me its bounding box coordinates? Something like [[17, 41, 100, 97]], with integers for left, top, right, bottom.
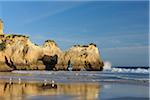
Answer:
[[103, 61, 112, 70], [103, 61, 149, 74], [110, 68, 150, 74]]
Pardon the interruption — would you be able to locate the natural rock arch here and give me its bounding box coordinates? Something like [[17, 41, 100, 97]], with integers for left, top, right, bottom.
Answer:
[[41, 55, 58, 70]]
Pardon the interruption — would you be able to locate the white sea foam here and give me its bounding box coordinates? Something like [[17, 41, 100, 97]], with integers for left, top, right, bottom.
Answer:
[[111, 68, 150, 74], [103, 61, 149, 73], [12, 71, 53, 74], [103, 61, 112, 70]]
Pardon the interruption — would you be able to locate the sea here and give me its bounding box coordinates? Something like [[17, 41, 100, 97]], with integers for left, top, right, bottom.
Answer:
[[0, 65, 148, 100]]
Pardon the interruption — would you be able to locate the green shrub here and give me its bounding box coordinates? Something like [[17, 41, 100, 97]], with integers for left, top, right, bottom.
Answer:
[[6, 34, 29, 38], [89, 43, 96, 47], [45, 40, 57, 46]]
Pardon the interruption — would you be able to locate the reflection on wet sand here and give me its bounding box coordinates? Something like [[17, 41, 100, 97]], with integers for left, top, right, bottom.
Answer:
[[0, 81, 100, 100]]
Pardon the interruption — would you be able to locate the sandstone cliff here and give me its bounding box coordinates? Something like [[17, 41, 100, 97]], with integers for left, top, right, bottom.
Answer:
[[0, 34, 103, 71]]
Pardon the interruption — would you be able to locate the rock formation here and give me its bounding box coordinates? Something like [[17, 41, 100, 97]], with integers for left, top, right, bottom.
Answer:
[[0, 34, 103, 71]]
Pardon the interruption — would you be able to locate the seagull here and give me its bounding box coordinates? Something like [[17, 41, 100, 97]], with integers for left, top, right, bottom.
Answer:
[[44, 79, 47, 85], [18, 78, 21, 84], [51, 80, 55, 87], [75, 73, 78, 76], [9, 77, 12, 84]]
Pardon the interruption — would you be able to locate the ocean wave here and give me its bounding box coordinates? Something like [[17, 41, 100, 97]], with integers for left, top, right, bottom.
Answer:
[[12, 71, 53, 74], [103, 61, 149, 74], [109, 68, 150, 74]]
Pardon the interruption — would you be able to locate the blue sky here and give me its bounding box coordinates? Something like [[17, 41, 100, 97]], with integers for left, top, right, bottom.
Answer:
[[0, 1, 149, 66]]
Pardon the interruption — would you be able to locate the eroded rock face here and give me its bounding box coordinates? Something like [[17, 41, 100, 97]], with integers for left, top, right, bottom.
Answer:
[[57, 44, 104, 71], [0, 34, 104, 71], [0, 34, 44, 70]]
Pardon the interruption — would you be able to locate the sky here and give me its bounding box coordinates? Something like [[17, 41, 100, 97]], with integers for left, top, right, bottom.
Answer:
[[0, 1, 149, 66]]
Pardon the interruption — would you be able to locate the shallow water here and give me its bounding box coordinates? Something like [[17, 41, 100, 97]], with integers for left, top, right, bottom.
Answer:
[[0, 71, 148, 100]]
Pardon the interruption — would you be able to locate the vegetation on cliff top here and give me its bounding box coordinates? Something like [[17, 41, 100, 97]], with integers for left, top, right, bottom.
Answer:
[[89, 43, 96, 47], [5, 34, 29, 38], [45, 40, 55, 43], [73, 43, 96, 47], [45, 40, 57, 46]]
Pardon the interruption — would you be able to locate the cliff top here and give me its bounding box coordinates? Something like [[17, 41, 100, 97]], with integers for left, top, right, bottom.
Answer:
[[44, 40, 57, 46], [73, 43, 96, 47], [3, 34, 29, 38]]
